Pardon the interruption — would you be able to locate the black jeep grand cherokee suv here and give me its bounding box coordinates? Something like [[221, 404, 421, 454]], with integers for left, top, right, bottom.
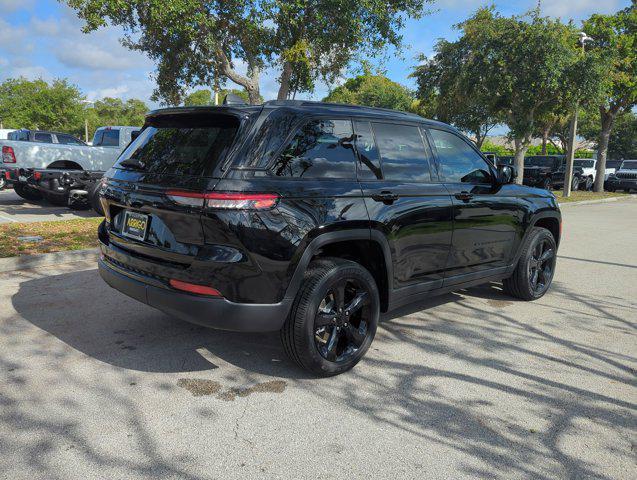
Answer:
[[97, 101, 561, 376]]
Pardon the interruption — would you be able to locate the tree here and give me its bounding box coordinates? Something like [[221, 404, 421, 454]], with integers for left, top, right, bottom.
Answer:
[[84, 97, 148, 137], [184, 89, 213, 106], [583, 3, 637, 191], [412, 37, 500, 148], [65, 0, 433, 105], [0, 78, 86, 135], [608, 112, 637, 159], [435, 8, 607, 183], [323, 72, 414, 111]]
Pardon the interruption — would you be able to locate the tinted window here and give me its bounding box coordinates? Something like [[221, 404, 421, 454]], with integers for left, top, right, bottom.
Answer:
[[34, 133, 53, 143], [430, 129, 491, 183], [574, 159, 594, 168], [372, 123, 431, 181], [93, 129, 120, 147], [116, 114, 239, 176], [271, 119, 356, 178], [353, 121, 382, 180], [56, 134, 84, 145], [8, 131, 28, 141], [606, 160, 622, 169], [245, 110, 299, 168]]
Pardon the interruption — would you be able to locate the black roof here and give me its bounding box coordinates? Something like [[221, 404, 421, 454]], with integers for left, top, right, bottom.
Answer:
[[147, 100, 451, 129]]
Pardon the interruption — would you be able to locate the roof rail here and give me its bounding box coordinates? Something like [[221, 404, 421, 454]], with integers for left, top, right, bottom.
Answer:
[[262, 99, 422, 118]]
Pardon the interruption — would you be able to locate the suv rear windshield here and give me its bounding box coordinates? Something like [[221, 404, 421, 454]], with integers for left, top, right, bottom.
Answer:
[[115, 114, 240, 176], [93, 129, 120, 147], [525, 157, 560, 167]]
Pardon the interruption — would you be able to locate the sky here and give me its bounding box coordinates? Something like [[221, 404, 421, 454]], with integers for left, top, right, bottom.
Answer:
[[0, 0, 631, 110]]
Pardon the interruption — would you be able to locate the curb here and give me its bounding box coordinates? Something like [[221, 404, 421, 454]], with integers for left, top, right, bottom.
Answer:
[[558, 194, 637, 207], [0, 248, 99, 273]]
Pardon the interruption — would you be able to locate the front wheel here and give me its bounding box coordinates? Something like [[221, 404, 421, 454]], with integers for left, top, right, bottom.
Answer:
[[503, 227, 557, 301], [571, 177, 579, 191], [584, 177, 593, 191], [541, 178, 552, 191], [281, 258, 379, 376]]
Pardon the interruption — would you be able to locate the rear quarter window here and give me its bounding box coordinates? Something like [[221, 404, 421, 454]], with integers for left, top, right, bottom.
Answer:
[[270, 118, 357, 179]]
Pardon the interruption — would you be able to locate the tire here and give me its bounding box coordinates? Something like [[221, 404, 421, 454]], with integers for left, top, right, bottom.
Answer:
[[44, 192, 69, 206], [13, 183, 43, 201], [88, 181, 104, 216], [584, 177, 593, 191], [503, 227, 557, 301], [281, 257, 380, 376], [541, 178, 552, 191], [571, 177, 579, 191], [0, 176, 5, 190]]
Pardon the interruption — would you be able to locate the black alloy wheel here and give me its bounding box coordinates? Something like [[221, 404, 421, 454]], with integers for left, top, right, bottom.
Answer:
[[313, 279, 371, 363], [527, 237, 556, 296], [542, 178, 552, 191], [281, 257, 379, 376], [571, 176, 579, 191], [503, 227, 557, 301]]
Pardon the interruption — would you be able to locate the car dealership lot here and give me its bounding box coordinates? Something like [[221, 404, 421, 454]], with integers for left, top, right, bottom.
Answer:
[[0, 189, 98, 224], [1, 200, 635, 480]]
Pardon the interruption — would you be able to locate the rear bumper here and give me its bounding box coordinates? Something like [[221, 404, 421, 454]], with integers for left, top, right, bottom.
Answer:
[[607, 178, 637, 190], [98, 257, 291, 332]]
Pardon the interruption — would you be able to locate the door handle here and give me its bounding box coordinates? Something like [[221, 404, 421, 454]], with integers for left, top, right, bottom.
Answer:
[[454, 191, 473, 202], [371, 191, 399, 204]]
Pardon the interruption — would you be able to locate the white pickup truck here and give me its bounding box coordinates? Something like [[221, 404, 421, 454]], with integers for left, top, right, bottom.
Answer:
[[2, 126, 140, 208]]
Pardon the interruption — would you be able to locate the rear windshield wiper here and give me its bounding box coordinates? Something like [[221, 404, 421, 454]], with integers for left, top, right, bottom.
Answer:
[[118, 159, 146, 171]]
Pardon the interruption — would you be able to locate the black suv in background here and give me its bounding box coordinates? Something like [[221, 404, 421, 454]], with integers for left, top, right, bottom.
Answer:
[[97, 101, 561, 376], [8, 129, 86, 145], [522, 155, 584, 191]]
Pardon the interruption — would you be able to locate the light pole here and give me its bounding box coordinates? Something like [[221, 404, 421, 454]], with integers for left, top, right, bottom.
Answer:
[[563, 32, 593, 198], [81, 100, 94, 143]]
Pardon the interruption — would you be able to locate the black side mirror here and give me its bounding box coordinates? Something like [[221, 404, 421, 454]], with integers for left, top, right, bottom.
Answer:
[[497, 165, 517, 184]]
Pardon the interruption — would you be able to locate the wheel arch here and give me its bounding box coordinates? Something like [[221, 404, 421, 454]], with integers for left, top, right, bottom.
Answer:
[[283, 230, 393, 313], [47, 160, 83, 170]]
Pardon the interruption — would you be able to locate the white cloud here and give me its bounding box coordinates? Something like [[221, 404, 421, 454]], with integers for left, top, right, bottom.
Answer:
[[541, 0, 625, 18], [56, 41, 141, 71], [0, 0, 33, 13]]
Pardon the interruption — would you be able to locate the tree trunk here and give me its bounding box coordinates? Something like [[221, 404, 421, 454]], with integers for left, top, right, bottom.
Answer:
[[215, 49, 262, 105], [277, 61, 294, 101], [593, 107, 617, 192], [541, 127, 549, 155], [513, 137, 529, 185]]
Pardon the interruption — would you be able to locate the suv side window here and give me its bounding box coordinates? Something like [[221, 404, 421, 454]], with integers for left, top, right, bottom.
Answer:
[[429, 128, 492, 184], [34, 132, 53, 143], [372, 123, 432, 182], [271, 118, 356, 178], [353, 121, 382, 180]]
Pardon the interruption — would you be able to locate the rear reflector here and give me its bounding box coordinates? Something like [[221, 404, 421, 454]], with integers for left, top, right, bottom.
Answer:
[[2, 146, 16, 163], [166, 191, 279, 210], [169, 279, 223, 297]]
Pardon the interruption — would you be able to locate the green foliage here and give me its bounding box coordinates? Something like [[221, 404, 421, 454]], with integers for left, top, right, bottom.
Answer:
[[480, 141, 512, 156], [526, 144, 563, 155], [0, 78, 86, 135], [184, 89, 213, 106], [84, 97, 148, 138], [607, 112, 637, 159], [323, 73, 414, 111], [64, 0, 433, 104], [583, 4, 637, 116]]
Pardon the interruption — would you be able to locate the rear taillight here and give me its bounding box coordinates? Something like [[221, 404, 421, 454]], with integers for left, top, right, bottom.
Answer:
[[4, 171, 10, 180], [169, 279, 222, 297], [33, 171, 42, 181], [166, 191, 279, 210], [2, 146, 16, 163]]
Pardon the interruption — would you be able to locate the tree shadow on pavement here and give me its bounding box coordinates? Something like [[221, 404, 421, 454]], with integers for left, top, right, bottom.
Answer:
[[5, 268, 637, 479]]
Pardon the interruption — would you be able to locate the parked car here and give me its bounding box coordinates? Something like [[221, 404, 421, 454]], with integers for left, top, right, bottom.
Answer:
[[2, 126, 140, 209], [606, 160, 637, 192], [97, 101, 561, 376], [7, 129, 86, 145], [521, 155, 583, 191]]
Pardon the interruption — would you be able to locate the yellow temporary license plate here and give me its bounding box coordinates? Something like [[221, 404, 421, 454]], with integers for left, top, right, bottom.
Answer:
[[122, 211, 149, 241]]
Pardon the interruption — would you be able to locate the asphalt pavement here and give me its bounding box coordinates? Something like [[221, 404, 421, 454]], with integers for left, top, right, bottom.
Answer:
[[0, 189, 98, 224], [0, 200, 635, 480]]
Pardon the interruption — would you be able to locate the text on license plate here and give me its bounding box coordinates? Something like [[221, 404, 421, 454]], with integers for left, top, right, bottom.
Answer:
[[122, 211, 149, 241]]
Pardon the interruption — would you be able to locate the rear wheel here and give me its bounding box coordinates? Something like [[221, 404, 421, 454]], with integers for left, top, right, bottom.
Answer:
[[584, 177, 593, 191], [281, 258, 379, 376], [88, 181, 104, 216], [503, 227, 557, 301], [13, 184, 43, 201]]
